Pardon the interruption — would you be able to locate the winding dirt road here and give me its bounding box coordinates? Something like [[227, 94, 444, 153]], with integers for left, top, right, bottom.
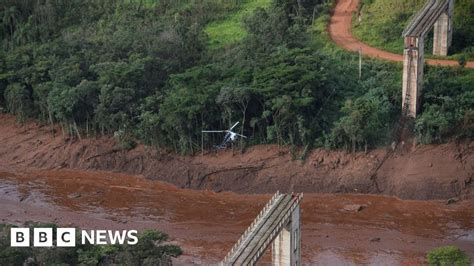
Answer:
[[328, 0, 474, 68]]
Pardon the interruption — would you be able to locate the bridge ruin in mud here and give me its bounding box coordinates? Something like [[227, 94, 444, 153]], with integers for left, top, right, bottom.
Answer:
[[221, 192, 303, 266]]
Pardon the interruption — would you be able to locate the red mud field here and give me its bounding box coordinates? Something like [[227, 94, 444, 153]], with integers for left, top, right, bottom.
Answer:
[[1, 169, 474, 265], [0, 115, 473, 200], [0, 116, 473, 264]]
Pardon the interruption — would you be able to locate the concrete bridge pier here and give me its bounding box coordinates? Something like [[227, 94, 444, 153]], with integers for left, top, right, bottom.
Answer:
[[402, 0, 456, 117], [433, 0, 454, 56], [221, 193, 303, 265], [272, 205, 301, 266], [402, 36, 425, 117]]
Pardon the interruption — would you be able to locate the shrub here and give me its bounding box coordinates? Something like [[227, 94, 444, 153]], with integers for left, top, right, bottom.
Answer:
[[427, 246, 471, 266]]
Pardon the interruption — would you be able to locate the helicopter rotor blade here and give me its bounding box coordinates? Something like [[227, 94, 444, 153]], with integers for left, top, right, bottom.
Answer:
[[229, 121, 239, 131], [202, 130, 226, 133], [235, 133, 247, 138]]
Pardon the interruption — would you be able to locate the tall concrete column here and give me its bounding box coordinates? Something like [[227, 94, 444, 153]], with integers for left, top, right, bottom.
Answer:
[[272, 227, 291, 265], [402, 36, 424, 118], [433, 0, 454, 56], [289, 205, 301, 266], [272, 205, 301, 266]]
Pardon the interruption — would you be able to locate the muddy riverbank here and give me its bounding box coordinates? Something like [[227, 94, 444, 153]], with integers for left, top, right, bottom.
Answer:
[[0, 114, 472, 200]]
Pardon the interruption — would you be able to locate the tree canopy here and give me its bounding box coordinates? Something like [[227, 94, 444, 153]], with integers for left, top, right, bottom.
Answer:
[[1, 0, 472, 153]]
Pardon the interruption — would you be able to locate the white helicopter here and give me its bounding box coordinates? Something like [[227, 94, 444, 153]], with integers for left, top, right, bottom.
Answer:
[[202, 121, 247, 149]]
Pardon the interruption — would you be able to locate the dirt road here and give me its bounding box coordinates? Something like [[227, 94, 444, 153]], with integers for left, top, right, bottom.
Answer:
[[328, 0, 474, 68], [1, 169, 473, 264]]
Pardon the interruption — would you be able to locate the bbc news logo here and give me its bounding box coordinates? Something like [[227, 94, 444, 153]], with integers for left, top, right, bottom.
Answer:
[[11, 228, 138, 247]]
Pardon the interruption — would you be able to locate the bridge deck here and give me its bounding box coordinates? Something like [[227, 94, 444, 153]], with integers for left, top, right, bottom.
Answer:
[[221, 192, 302, 265], [403, 0, 449, 37]]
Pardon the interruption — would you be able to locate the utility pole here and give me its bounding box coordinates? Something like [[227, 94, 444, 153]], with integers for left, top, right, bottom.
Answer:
[[359, 48, 362, 79]]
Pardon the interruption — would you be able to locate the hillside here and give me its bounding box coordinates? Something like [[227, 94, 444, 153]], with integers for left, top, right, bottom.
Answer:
[[352, 0, 474, 59], [0, 0, 473, 156]]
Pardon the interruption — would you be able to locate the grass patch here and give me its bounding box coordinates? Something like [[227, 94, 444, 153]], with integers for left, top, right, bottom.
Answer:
[[204, 0, 272, 49], [351, 0, 423, 55]]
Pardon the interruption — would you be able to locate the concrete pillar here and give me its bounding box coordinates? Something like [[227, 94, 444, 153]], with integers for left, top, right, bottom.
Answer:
[[272, 226, 291, 265], [272, 205, 301, 266], [402, 36, 424, 118], [289, 205, 301, 266], [433, 0, 454, 56]]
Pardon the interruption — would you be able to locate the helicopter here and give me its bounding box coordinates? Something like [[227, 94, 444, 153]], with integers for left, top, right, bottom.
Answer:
[[202, 122, 247, 149]]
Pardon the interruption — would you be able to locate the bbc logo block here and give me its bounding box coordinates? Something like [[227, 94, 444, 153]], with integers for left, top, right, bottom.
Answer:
[[10, 228, 30, 247], [10, 228, 137, 247], [11, 228, 76, 247], [57, 228, 76, 247], [34, 228, 53, 247]]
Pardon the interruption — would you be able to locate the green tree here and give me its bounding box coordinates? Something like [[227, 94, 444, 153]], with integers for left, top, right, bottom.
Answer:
[[4, 82, 32, 122], [96, 86, 136, 134], [252, 48, 335, 146], [216, 86, 252, 150], [331, 93, 391, 152], [415, 105, 450, 144], [427, 246, 471, 266]]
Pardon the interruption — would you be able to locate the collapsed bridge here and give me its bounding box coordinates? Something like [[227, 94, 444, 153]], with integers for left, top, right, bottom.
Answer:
[[221, 192, 303, 266]]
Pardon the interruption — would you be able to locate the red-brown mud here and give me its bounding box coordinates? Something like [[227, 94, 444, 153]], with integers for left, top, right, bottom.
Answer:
[[0, 115, 473, 264], [1, 169, 473, 264], [0, 114, 472, 200]]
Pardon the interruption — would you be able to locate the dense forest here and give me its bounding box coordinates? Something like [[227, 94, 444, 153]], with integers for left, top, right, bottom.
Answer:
[[1, 0, 473, 154]]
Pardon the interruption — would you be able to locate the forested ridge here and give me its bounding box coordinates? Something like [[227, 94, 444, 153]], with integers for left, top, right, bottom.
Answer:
[[1, 0, 473, 154]]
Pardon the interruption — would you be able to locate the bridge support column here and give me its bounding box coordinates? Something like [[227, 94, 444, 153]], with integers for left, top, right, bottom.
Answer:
[[272, 227, 291, 265], [433, 0, 454, 56], [402, 36, 424, 117], [272, 205, 301, 266]]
